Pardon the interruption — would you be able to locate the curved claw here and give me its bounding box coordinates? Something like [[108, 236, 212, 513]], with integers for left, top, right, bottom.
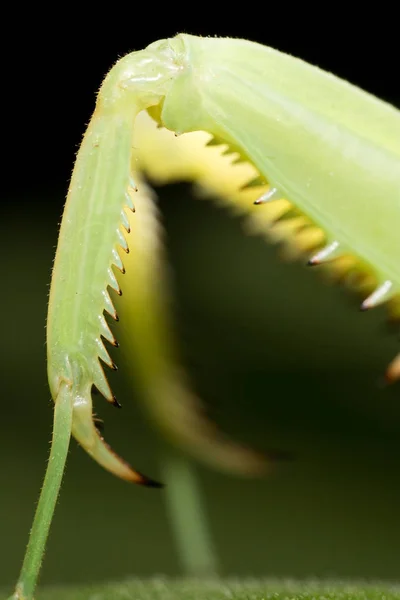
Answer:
[[71, 389, 163, 486]]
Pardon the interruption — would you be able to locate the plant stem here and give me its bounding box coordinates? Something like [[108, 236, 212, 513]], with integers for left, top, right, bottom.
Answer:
[[162, 450, 219, 576], [9, 384, 73, 600]]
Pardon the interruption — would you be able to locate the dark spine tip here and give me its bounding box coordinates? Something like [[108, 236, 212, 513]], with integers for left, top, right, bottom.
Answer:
[[113, 340, 119, 348], [111, 362, 118, 371], [140, 476, 165, 489], [112, 396, 122, 408], [307, 259, 318, 267]]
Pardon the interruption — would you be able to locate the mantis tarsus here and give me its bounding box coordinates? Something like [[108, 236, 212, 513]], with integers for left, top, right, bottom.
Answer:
[[8, 33, 399, 600]]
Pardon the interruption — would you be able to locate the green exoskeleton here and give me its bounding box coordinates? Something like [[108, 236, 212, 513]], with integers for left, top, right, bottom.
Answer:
[[9, 34, 399, 599]]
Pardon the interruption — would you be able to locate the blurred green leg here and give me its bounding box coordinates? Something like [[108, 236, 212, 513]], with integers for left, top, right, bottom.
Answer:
[[9, 384, 73, 600], [162, 450, 219, 576]]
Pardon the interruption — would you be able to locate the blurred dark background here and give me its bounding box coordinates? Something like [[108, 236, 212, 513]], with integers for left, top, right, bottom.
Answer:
[[1, 9, 400, 589]]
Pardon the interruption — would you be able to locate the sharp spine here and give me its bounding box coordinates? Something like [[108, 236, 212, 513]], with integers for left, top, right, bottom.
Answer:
[[128, 176, 138, 192], [102, 289, 117, 319], [116, 229, 129, 252], [120, 209, 131, 232], [98, 315, 116, 345], [308, 240, 341, 266], [254, 187, 280, 204], [107, 267, 120, 294], [125, 191, 136, 212], [95, 338, 113, 368], [92, 360, 113, 401], [360, 280, 393, 311], [111, 248, 125, 273], [112, 396, 122, 408]]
